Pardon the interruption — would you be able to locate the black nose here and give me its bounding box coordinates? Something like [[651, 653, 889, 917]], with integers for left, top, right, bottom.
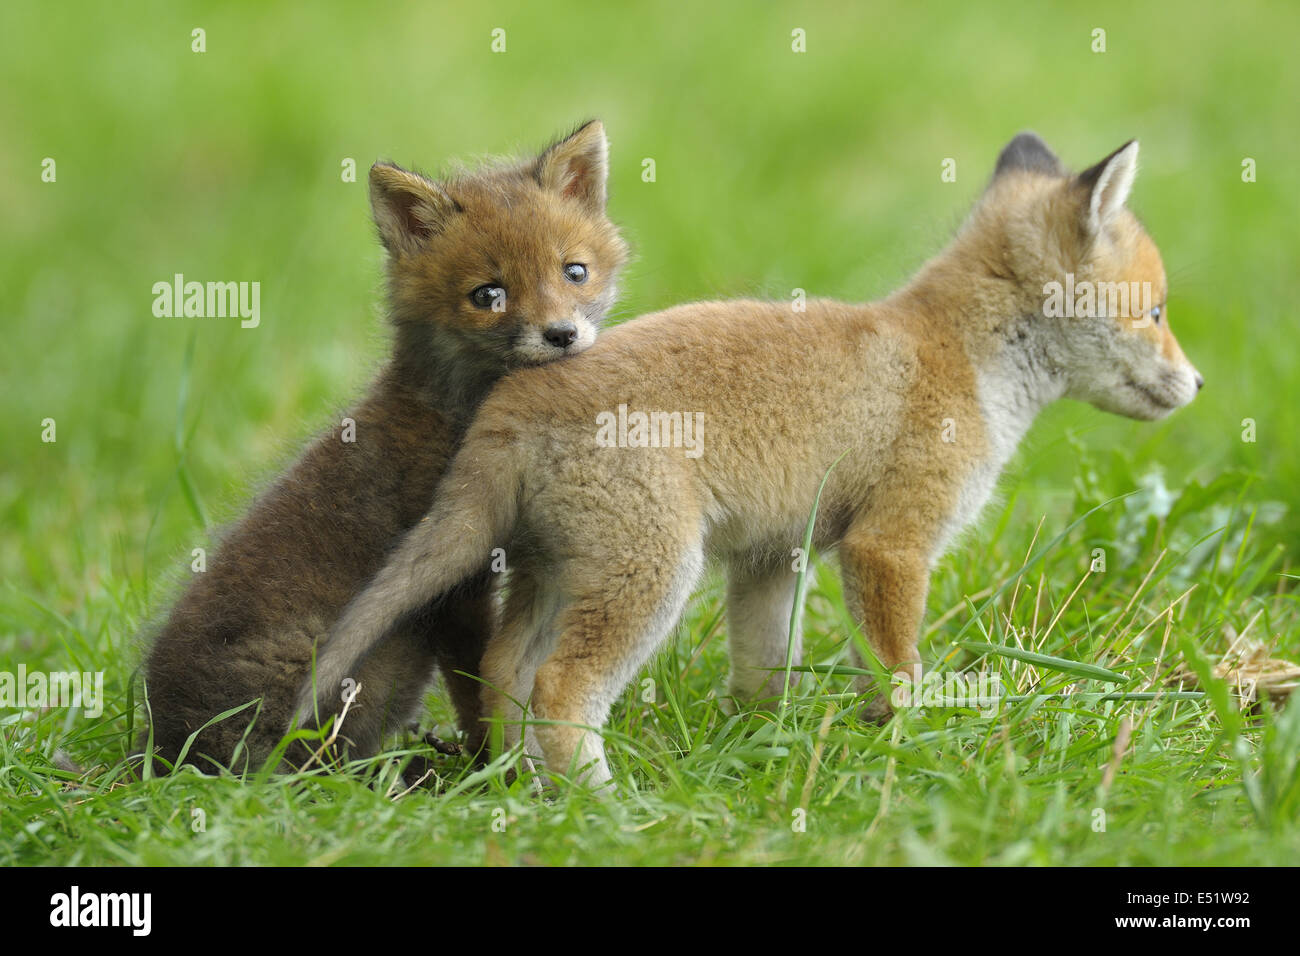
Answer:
[[1194, 373, 1204, 391], [544, 321, 578, 348]]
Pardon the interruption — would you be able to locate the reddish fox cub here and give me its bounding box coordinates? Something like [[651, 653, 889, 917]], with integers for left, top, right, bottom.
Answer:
[[297, 133, 1201, 787], [145, 121, 627, 771]]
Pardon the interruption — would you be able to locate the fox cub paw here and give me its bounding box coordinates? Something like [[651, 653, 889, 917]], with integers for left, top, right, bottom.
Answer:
[[858, 693, 895, 725]]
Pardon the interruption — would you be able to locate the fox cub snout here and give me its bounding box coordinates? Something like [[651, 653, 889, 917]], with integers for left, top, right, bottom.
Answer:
[[988, 133, 1201, 420], [300, 132, 1200, 789]]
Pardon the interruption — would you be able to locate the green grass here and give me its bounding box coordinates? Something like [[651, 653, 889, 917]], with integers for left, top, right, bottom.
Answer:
[[2, 0, 1298, 865]]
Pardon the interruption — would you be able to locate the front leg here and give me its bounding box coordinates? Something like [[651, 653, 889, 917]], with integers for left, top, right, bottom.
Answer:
[[839, 527, 929, 721]]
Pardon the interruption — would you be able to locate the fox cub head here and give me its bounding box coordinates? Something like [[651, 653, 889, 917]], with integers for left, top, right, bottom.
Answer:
[[370, 120, 628, 374], [978, 133, 1201, 420]]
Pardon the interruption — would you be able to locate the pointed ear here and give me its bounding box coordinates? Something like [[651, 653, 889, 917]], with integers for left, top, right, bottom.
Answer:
[[994, 131, 1063, 178], [1076, 140, 1139, 236], [535, 120, 609, 212], [369, 162, 459, 257]]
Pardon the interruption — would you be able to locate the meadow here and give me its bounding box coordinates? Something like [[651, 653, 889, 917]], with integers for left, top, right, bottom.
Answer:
[[1, 0, 1297, 865]]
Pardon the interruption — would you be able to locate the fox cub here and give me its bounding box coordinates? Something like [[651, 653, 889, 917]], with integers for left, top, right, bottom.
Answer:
[[298, 133, 1201, 787], [145, 121, 628, 771]]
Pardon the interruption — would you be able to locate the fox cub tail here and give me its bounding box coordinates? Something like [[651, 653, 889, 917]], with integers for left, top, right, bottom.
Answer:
[[292, 436, 522, 734]]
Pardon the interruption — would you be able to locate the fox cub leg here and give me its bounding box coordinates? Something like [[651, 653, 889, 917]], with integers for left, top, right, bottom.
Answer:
[[477, 570, 565, 762], [320, 620, 441, 761], [838, 524, 929, 722], [530, 541, 704, 790], [301, 575, 494, 764], [723, 559, 802, 710], [429, 572, 497, 756]]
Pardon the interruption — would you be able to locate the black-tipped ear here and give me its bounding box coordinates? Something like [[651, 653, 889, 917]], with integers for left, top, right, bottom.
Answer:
[[535, 120, 609, 212], [369, 163, 459, 257], [994, 132, 1064, 178], [1075, 140, 1139, 236]]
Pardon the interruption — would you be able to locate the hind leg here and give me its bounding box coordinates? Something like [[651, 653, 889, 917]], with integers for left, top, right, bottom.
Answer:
[[326, 617, 441, 760], [477, 568, 565, 762], [429, 571, 497, 757], [723, 557, 802, 710], [303, 570, 496, 763], [531, 540, 704, 789]]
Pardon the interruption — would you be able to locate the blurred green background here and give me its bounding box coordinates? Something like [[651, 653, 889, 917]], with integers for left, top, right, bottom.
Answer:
[[2, 0, 1296, 623]]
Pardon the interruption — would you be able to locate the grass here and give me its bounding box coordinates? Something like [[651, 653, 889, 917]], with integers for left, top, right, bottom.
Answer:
[[5, 449, 1297, 866], [2, 0, 1298, 865]]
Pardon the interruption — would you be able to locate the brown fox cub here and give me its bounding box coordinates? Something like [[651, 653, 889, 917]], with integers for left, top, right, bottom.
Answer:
[[297, 133, 1201, 787], [144, 121, 628, 771]]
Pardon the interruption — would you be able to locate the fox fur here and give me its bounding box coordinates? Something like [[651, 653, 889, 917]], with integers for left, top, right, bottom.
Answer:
[[296, 133, 1201, 788], [143, 121, 628, 771]]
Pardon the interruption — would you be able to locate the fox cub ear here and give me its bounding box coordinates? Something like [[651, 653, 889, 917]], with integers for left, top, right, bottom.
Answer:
[[994, 131, 1063, 178], [535, 119, 609, 212], [1075, 140, 1139, 237], [369, 163, 459, 257]]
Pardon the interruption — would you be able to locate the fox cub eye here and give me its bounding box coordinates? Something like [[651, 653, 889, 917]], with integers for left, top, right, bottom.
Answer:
[[470, 285, 505, 309], [1151, 305, 1162, 325], [563, 263, 588, 284]]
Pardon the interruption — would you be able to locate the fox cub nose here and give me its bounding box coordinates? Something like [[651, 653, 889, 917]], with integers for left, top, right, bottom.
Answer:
[[1194, 372, 1205, 391], [544, 321, 578, 348]]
